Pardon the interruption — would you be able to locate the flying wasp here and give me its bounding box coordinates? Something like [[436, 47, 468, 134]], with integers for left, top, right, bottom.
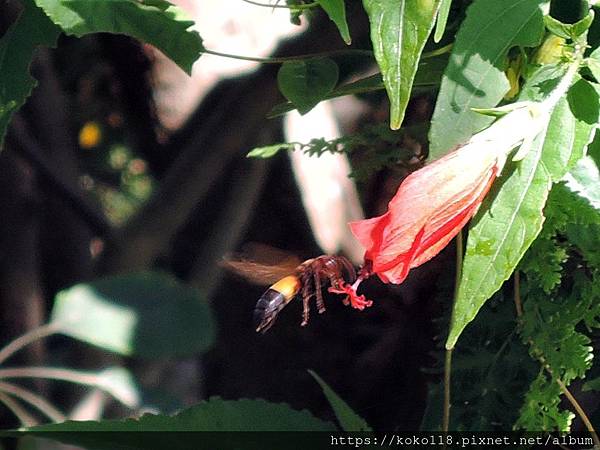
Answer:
[[223, 245, 360, 333]]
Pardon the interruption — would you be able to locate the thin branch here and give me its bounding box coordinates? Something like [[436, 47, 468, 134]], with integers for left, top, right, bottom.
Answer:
[[242, 0, 318, 9], [0, 391, 37, 427], [0, 381, 65, 423], [513, 271, 523, 317], [202, 47, 373, 64], [0, 323, 60, 366], [0, 367, 99, 386], [555, 378, 599, 448], [514, 275, 598, 446]]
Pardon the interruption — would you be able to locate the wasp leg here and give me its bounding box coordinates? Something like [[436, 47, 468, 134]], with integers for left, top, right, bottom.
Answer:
[[314, 271, 326, 314], [328, 274, 350, 306], [301, 272, 313, 326]]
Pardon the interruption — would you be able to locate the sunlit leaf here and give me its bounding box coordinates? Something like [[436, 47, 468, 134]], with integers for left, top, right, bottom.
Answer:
[[50, 272, 215, 358], [363, 0, 441, 129], [33, 0, 203, 74], [429, 0, 545, 159], [447, 80, 596, 349]]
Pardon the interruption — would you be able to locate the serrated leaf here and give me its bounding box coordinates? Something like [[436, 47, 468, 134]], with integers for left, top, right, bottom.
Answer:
[[8, 398, 334, 449], [50, 272, 215, 358], [247, 143, 295, 159], [363, 0, 441, 130], [317, 0, 351, 44], [308, 370, 371, 432], [32, 0, 203, 74], [586, 47, 600, 83], [447, 91, 595, 349], [429, 0, 544, 160], [0, 0, 60, 150], [277, 58, 339, 115]]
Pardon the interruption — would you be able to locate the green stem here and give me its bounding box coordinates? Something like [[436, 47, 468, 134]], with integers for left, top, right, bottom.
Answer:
[[0, 323, 60, 366], [444, 230, 463, 434], [0, 391, 37, 427], [242, 0, 318, 9], [0, 381, 65, 422], [202, 47, 373, 64]]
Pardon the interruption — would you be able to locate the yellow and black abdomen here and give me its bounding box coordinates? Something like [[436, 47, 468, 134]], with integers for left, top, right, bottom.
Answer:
[[254, 275, 301, 333]]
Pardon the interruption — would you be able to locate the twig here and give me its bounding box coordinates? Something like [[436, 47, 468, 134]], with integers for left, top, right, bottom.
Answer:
[[202, 47, 373, 64], [514, 273, 599, 447], [0, 323, 60, 366], [242, 0, 318, 9], [0, 381, 65, 422], [0, 391, 37, 427], [513, 271, 523, 317]]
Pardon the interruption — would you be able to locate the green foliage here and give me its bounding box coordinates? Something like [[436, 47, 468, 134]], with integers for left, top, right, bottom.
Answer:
[[433, 0, 452, 43], [423, 297, 537, 431], [308, 370, 372, 431], [544, 9, 594, 41], [316, 0, 351, 44], [447, 67, 596, 349], [429, 0, 545, 159], [0, 0, 60, 148], [32, 0, 203, 74], [277, 58, 339, 114], [362, 0, 441, 129], [247, 123, 424, 180], [515, 159, 600, 430], [50, 272, 215, 358]]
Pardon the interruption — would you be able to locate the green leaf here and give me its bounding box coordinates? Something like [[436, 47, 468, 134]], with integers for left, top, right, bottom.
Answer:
[[0, 0, 60, 149], [247, 143, 295, 159], [363, 0, 441, 130], [277, 58, 339, 115], [9, 398, 334, 449], [50, 272, 215, 358], [33, 0, 203, 74], [447, 93, 596, 349], [308, 370, 371, 432], [562, 155, 600, 213], [434, 0, 452, 43], [586, 47, 600, 83], [429, 0, 544, 160], [317, 0, 351, 44], [544, 10, 594, 40]]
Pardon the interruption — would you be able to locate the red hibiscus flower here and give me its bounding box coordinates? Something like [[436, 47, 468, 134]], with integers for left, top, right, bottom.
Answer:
[[335, 104, 548, 309]]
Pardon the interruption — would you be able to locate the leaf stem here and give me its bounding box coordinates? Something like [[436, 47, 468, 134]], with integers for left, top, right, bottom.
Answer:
[[0, 323, 60, 366], [0, 381, 65, 423], [241, 0, 318, 9], [202, 47, 373, 64], [0, 391, 37, 427]]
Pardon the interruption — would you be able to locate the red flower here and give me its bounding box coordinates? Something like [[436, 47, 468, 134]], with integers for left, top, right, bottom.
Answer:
[[349, 141, 504, 285]]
